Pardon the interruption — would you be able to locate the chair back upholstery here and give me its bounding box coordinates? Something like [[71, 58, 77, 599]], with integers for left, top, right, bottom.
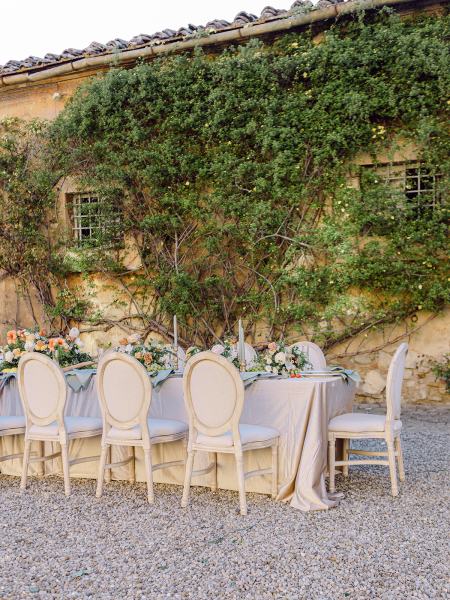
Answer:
[[96, 352, 151, 435], [236, 343, 258, 369], [183, 351, 244, 438], [290, 341, 327, 370], [386, 343, 408, 421], [18, 352, 66, 427]]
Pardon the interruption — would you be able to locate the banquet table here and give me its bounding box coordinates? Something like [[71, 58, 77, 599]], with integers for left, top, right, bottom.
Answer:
[[0, 372, 355, 511]]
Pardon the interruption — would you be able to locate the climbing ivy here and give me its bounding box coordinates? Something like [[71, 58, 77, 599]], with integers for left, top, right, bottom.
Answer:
[[1, 8, 449, 348]]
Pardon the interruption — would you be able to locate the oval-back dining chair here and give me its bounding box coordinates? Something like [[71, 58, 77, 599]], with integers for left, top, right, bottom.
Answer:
[[231, 343, 258, 369], [18, 352, 102, 496], [96, 352, 187, 503], [181, 351, 279, 515], [328, 343, 408, 497], [289, 341, 327, 371]]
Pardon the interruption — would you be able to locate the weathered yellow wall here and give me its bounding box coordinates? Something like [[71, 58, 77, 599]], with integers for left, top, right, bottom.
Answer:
[[0, 73, 90, 120], [0, 56, 448, 404]]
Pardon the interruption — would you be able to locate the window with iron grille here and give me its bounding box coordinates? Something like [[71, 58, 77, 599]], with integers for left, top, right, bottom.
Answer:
[[362, 162, 443, 219], [70, 193, 122, 247], [384, 163, 441, 217]]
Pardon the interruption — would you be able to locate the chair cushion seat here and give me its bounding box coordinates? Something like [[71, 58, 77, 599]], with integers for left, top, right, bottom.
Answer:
[[196, 424, 279, 448], [0, 415, 26, 432], [29, 416, 103, 438], [107, 418, 187, 441], [328, 412, 402, 433]]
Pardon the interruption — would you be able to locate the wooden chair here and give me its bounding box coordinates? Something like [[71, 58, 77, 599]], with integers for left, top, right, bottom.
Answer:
[[95, 352, 187, 503], [181, 351, 279, 515], [328, 343, 408, 497], [289, 341, 327, 370], [0, 415, 26, 472], [232, 342, 258, 369], [18, 352, 102, 496]]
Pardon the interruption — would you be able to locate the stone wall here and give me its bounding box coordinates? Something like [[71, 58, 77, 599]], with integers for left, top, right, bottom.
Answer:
[[330, 309, 450, 405]]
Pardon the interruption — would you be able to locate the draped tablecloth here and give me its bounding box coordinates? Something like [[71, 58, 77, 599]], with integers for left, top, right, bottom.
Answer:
[[0, 374, 355, 511]]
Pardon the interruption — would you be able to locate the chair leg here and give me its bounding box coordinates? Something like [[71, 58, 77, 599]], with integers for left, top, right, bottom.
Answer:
[[387, 440, 398, 497], [328, 437, 336, 493], [342, 439, 349, 477], [96, 444, 109, 498], [143, 447, 154, 504], [20, 439, 31, 491], [129, 446, 135, 484], [210, 452, 217, 492], [61, 443, 71, 497], [271, 443, 278, 499], [234, 450, 247, 516], [37, 441, 45, 476], [105, 445, 112, 484], [181, 450, 195, 508], [395, 436, 405, 482]]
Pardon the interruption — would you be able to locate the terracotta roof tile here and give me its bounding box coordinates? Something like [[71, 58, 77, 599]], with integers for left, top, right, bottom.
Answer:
[[0, 1, 373, 76]]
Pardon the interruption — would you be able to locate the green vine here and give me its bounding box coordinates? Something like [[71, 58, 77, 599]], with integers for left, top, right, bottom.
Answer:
[[0, 9, 448, 348]]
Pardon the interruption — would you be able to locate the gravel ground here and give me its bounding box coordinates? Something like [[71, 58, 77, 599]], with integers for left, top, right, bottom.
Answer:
[[0, 404, 448, 600]]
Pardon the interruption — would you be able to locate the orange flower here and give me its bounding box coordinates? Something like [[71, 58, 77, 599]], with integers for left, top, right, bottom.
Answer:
[[48, 337, 63, 351], [118, 338, 128, 346], [39, 329, 46, 337], [6, 330, 17, 343], [143, 353, 153, 364]]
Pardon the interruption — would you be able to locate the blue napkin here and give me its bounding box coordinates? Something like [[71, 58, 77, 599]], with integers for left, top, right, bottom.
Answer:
[[150, 369, 175, 390], [240, 371, 279, 388], [65, 368, 97, 392], [0, 372, 17, 392]]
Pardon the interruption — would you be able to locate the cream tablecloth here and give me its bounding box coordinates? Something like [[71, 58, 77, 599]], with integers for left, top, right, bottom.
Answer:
[[0, 374, 355, 511]]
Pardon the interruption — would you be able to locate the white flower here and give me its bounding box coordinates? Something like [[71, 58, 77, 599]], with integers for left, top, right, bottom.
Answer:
[[75, 338, 84, 348], [272, 366, 279, 374], [274, 352, 286, 364], [125, 344, 133, 353], [5, 351, 14, 363], [211, 344, 225, 355], [265, 356, 272, 364], [69, 327, 80, 340], [265, 366, 272, 372], [24, 341, 35, 351]]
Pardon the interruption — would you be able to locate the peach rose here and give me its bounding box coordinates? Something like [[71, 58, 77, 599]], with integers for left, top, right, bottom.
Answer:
[[6, 330, 17, 343], [48, 337, 64, 351], [118, 338, 128, 347]]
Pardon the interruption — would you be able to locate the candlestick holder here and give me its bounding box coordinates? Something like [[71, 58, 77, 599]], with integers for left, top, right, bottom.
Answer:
[[239, 358, 246, 372], [173, 345, 179, 371]]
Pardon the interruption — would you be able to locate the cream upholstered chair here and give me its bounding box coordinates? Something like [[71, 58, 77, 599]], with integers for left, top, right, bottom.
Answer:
[[232, 342, 258, 369], [96, 352, 188, 503], [181, 351, 279, 515], [290, 341, 327, 370], [0, 415, 26, 471], [18, 352, 102, 496], [328, 343, 408, 497]]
